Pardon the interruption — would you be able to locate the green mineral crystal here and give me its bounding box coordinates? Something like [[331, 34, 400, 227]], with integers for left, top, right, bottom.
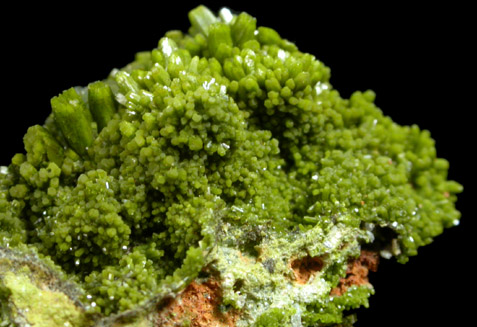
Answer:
[[0, 5, 462, 327]]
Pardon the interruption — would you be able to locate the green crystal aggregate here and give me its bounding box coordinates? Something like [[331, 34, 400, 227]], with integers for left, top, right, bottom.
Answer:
[[0, 5, 462, 326]]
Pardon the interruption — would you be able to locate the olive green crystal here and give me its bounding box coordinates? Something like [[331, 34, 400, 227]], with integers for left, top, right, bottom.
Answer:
[[0, 5, 462, 327]]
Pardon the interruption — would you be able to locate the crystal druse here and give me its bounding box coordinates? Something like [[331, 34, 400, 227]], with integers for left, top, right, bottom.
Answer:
[[0, 5, 462, 327]]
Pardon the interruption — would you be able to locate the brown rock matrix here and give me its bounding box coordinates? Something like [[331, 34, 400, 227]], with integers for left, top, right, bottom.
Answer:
[[331, 250, 379, 296], [155, 278, 239, 327], [291, 255, 325, 284]]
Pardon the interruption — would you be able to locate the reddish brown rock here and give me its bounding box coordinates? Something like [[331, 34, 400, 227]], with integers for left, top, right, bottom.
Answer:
[[290, 255, 324, 284], [155, 278, 239, 327], [330, 250, 379, 296]]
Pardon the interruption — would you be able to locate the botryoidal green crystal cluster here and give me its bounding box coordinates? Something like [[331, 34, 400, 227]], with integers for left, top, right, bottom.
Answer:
[[0, 5, 462, 327]]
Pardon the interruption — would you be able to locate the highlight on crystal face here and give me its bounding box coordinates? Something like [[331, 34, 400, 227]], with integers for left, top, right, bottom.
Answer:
[[0, 5, 462, 327]]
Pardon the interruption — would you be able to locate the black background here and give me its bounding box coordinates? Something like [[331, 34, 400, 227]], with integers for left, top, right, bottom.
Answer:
[[1, 1, 472, 326]]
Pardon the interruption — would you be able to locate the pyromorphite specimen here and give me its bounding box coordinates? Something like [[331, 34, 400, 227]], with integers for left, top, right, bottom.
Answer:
[[0, 5, 462, 327]]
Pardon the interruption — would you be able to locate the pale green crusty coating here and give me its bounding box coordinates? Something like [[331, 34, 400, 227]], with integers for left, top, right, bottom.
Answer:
[[3, 272, 86, 327], [0, 247, 93, 327], [0, 5, 462, 326]]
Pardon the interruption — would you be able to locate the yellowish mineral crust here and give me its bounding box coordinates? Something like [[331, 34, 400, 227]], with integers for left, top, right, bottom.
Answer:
[[0, 5, 462, 327]]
